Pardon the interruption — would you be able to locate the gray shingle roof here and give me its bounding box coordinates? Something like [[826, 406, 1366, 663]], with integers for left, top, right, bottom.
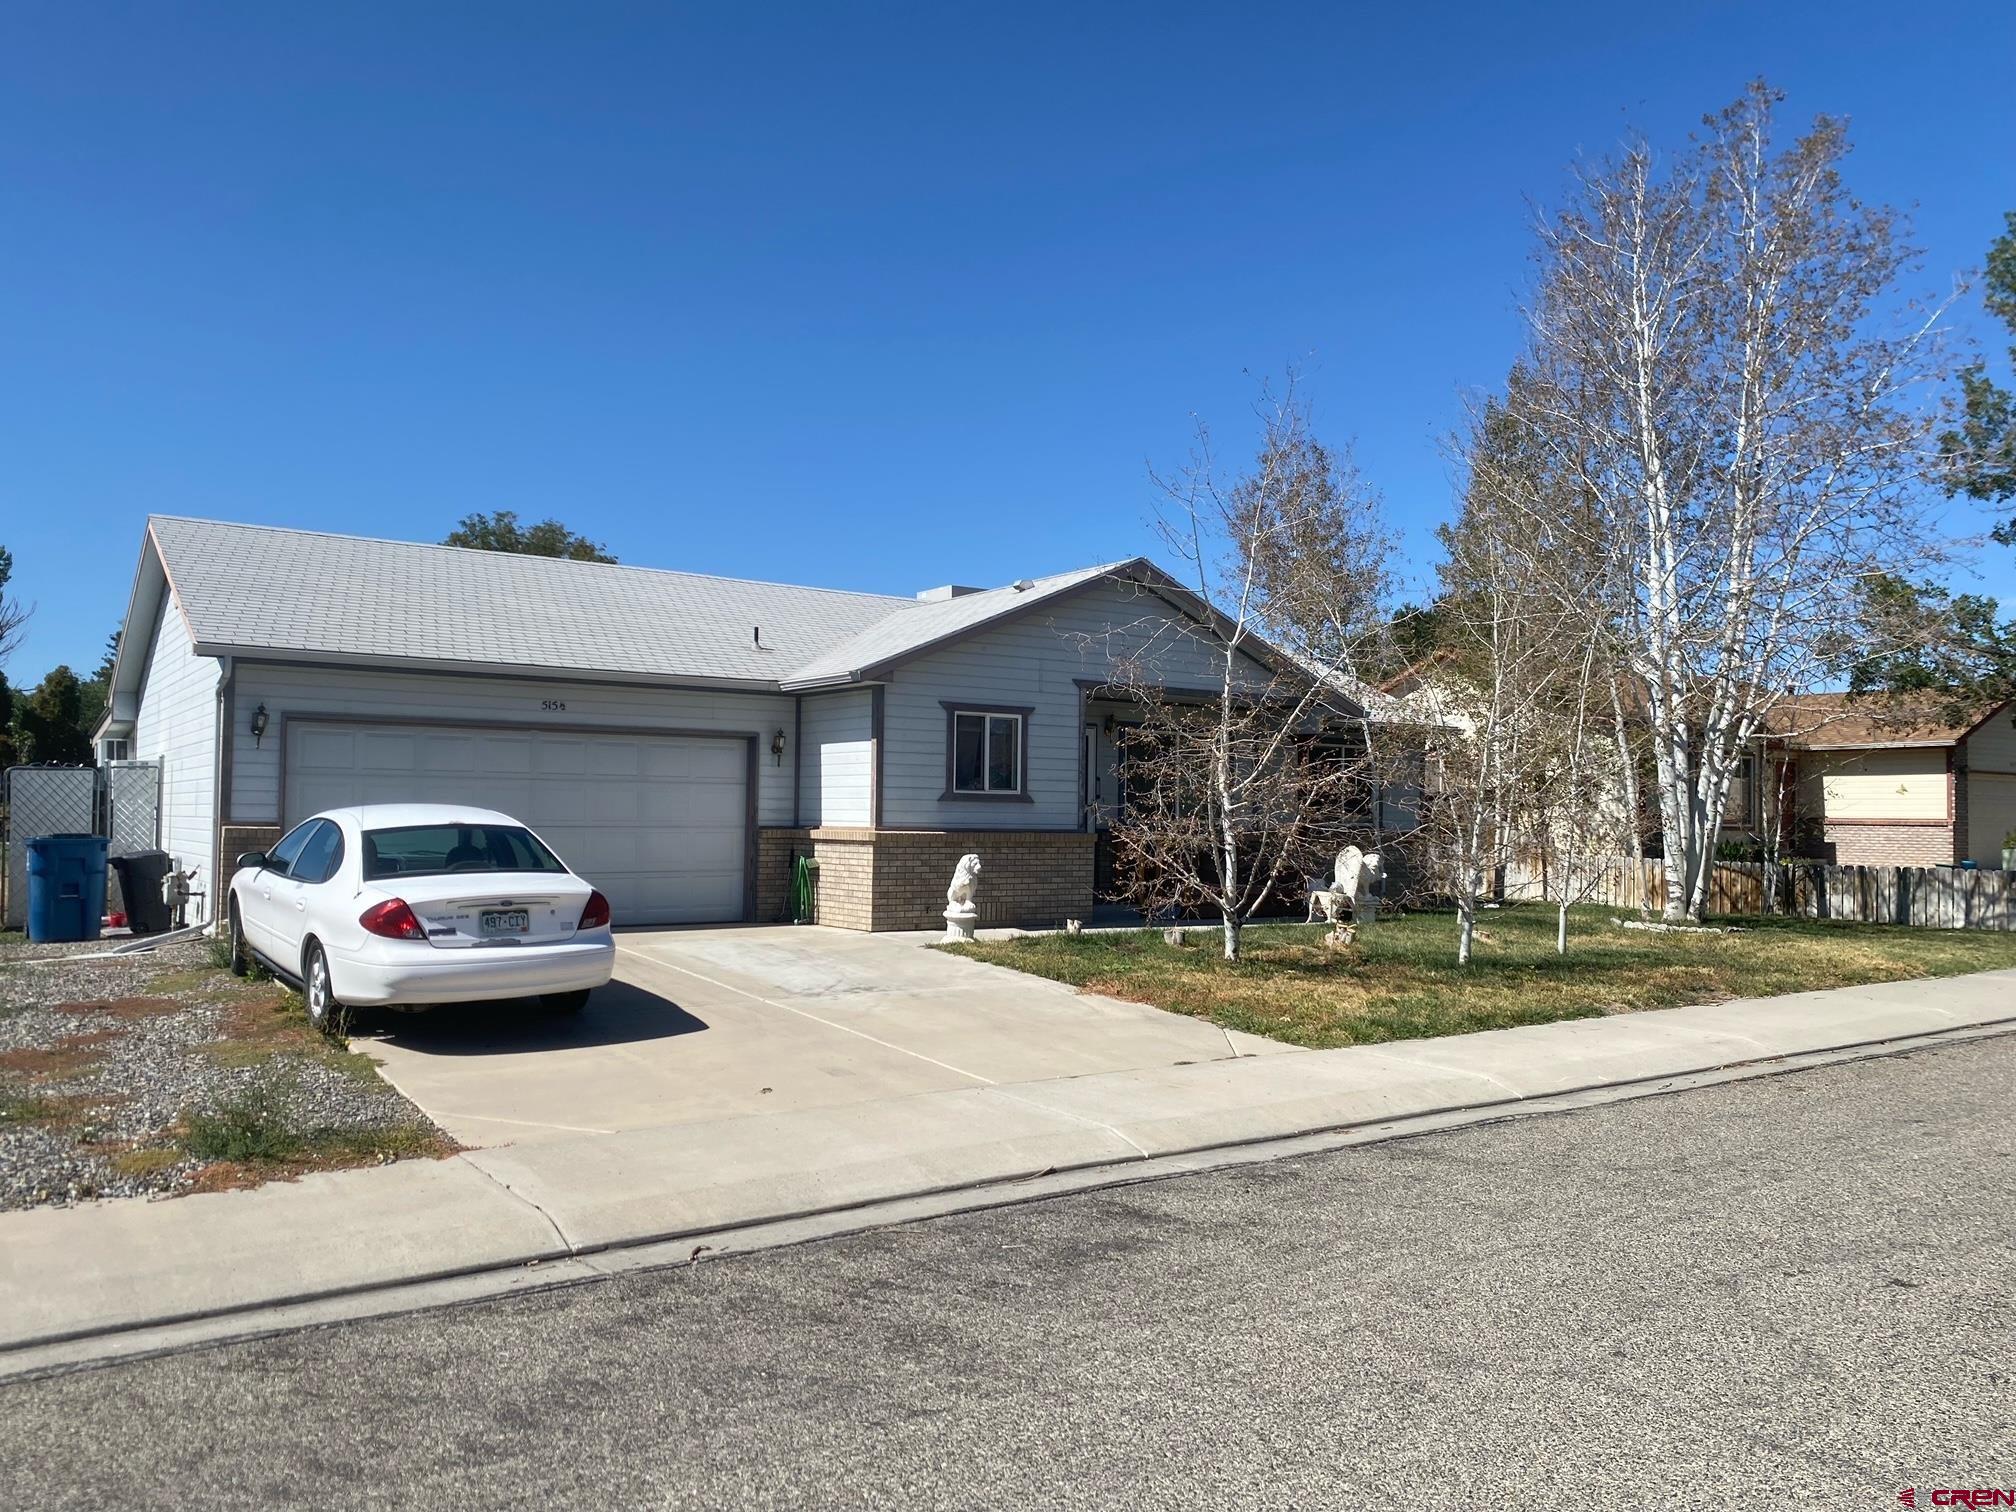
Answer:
[[144, 517, 1146, 690], [148, 516, 916, 687], [778, 561, 1139, 687]]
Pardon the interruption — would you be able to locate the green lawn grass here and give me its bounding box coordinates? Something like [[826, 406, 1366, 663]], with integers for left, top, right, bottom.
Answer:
[[944, 905, 2016, 1050]]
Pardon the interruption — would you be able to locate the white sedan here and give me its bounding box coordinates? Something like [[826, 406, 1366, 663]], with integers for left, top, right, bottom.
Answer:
[[224, 803, 616, 1033]]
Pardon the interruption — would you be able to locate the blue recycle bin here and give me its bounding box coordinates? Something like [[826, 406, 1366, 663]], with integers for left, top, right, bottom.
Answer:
[[26, 833, 109, 944]]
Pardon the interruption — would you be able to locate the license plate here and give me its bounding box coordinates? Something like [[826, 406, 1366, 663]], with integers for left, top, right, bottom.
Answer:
[[480, 910, 530, 935]]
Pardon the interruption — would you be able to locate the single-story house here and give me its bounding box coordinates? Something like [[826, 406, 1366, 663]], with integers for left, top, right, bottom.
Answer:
[[1371, 656, 2016, 874], [96, 516, 1305, 931], [1748, 693, 2016, 868]]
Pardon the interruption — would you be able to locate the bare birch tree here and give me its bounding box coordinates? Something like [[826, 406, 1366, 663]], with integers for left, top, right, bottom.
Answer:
[[1507, 81, 1953, 921], [1099, 380, 1395, 960], [0, 545, 30, 672]]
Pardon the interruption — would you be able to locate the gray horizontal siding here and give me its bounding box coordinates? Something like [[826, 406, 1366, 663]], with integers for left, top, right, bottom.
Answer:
[[797, 688, 873, 827], [880, 580, 1271, 830], [228, 662, 795, 827]]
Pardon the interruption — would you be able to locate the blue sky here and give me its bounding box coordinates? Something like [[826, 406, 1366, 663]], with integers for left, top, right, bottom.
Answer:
[[2, 1, 2013, 683]]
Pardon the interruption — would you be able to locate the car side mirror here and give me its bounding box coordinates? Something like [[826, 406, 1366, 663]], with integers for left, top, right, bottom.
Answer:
[[235, 851, 268, 872]]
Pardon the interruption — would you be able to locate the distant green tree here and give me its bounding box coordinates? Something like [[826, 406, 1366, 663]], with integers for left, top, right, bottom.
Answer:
[[442, 511, 616, 563], [78, 626, 120, 750], [12, 665, 93, 765], [1843, 573, 2016, 714], [1945, 212, 2016, 536], [0, 677, 16, 770]]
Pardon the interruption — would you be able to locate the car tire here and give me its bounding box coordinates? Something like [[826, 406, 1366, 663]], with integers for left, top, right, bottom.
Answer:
[[542, 989, 591, 1014], [304, 941, 344, 1036], [226, 902, 249, 978]]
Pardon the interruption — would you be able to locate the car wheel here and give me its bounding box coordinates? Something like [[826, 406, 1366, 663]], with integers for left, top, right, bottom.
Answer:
[[542, 989, 591, 1014], [226, 902, 249, 978], [304, 941, 344, 1036]]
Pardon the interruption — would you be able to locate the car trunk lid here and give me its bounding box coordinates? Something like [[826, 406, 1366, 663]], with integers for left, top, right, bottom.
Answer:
[[380, 875, 590, 948]]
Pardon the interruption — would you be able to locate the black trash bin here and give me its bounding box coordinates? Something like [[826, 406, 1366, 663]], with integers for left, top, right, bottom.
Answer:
[[111, 850, 174, 935]]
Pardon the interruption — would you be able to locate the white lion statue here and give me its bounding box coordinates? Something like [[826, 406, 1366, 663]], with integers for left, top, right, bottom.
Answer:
[[943, 853, 983, 942], [946, 853, 983, 912], [1306, 845, 1384, 928]]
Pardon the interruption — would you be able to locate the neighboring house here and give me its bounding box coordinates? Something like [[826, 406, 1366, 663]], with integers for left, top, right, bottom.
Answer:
[[1755, 694, 2016, 868], [1369, 659, 2016, 875], [95, 517, 1299, 931]]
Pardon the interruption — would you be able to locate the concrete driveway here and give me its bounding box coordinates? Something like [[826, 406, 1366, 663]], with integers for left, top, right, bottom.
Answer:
[[360, 926, 1291, 1148]]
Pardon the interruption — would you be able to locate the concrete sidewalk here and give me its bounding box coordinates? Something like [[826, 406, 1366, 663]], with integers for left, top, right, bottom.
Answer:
[[5, 969, 2014, 1358]]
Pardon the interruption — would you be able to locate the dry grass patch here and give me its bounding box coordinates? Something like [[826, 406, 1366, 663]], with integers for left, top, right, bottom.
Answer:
[[0, 1029, 124, 1081], [0, 1090, 113, 1131], [946, 906, 2016, 1050], [108, 1147, 181, 1179], [52, 995, 183, 1021]]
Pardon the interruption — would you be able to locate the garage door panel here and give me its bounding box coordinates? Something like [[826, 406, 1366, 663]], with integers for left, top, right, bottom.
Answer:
[[587, 784, 647, 823], [531, 740, 588, 777], [473, 738, 533, 775], [285, 721, 748, 925], [640, 743, 695, 780], [358, 732, 422, 770], [689, 743, 745, 782], [414, 734, 476, 773], [295, 728, 358, 769], [586, 742, 643, 779]]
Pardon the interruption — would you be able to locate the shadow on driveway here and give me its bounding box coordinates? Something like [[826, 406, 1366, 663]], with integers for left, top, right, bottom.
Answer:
[[356, 978, 710, 1057]]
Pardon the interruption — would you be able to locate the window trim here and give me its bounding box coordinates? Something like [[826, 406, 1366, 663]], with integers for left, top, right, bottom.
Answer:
[[939, 702, 1034, 803]]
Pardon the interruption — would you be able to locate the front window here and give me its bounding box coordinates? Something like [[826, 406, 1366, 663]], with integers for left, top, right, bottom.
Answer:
[[362, 824, 568, 881], [952, 711, 1023, 795]]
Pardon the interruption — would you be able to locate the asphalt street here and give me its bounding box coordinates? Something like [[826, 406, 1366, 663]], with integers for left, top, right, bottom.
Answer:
[[4, 1036, 2011, 1510]]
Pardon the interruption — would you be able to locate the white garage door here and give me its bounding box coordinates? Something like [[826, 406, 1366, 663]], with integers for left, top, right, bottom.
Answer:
[[1971, 772, 2016, 868], [284, 721, 749, 926]]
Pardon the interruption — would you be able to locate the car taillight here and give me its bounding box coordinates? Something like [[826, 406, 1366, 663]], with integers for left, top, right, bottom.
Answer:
[[359, 898, 427, 940], [579, 890, 611, 930]]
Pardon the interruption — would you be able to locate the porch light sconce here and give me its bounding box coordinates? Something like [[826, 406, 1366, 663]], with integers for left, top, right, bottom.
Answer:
[[250, 704, 270, 748], [771, 729, 787, 766], [1103, 714, 1115, 736]]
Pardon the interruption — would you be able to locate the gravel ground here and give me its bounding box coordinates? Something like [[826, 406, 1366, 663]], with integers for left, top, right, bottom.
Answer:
[[0, 932, 448, 1210]]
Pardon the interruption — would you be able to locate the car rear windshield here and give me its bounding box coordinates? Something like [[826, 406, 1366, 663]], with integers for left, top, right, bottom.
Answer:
[[361, 824, 567, 881]]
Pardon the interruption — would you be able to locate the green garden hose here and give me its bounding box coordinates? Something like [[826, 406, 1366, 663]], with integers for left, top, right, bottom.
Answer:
[[790, 854, 817, 924]]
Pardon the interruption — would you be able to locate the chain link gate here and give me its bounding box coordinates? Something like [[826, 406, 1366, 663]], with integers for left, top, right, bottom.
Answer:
[[3, 763, 161, 928]]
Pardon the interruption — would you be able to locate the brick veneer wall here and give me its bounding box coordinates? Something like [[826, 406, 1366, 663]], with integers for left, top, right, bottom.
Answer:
[[218, 825, 283, 873], [803, 830, 878, 931], [1821, 822, 1955, 867], [771, 827, 1096, 931], [755, 827, 813, 924]]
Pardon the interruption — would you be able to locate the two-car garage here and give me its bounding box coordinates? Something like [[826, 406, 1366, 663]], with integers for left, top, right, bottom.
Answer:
[[282, 720, 753, 926]]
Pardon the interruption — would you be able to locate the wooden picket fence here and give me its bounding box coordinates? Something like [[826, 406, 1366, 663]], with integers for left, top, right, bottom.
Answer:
[[1582, 858, 2016, 931]]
